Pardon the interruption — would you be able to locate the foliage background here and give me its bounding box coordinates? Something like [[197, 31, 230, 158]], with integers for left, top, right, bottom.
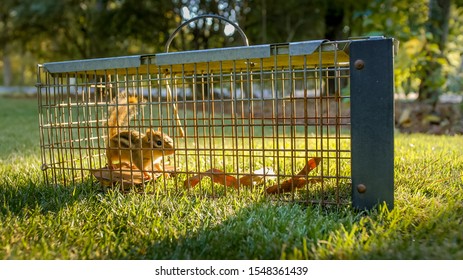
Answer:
[[1, 0, 463, 100]]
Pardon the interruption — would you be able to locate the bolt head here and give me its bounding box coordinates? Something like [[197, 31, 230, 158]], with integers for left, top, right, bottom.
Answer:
[[354, 59, 365, 70], [357, 184, 367, 193]]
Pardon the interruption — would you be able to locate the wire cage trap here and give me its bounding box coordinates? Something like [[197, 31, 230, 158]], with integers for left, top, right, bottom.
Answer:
[[36, 18, 396, 209]]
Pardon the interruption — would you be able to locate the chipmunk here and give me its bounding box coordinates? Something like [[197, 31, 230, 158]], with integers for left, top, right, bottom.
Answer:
[[106, 92, 175, 180]]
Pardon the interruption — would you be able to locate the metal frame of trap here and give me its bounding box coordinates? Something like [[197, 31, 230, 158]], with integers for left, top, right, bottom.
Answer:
[[36, 18, 396, 210]]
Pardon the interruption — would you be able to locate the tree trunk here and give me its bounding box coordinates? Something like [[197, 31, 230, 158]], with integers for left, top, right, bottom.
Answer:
[[261, 0, 267, 44], [2, 50, 12, 86], [418, 0, 451, 104], [324, 2, 346, 96]]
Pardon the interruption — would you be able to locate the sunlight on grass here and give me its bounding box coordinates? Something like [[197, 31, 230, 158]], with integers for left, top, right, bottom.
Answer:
[[1, 97, 463, 259]]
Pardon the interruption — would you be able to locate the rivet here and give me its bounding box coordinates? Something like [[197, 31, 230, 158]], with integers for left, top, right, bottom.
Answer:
[[357, 184, 367, 193], [354, 59, 365, 70]]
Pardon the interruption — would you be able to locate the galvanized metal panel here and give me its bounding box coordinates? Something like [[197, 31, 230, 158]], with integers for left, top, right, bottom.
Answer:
[[41, 40, 352, 76], [288, 40, 326, 56], [156, 44, 272, 65], [350, 38, 395, 210], [43, 55, 143, 74]]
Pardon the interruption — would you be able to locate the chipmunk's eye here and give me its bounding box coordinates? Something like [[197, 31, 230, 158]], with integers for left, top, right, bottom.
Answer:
[[156, 140, 163, 146]]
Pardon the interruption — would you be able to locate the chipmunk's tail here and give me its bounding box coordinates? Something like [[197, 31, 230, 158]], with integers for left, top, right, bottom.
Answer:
[[107, 92, 143, 138]]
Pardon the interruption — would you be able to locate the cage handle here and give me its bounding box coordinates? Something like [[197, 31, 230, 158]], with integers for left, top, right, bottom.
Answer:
[[163, 15, 248, 139], [164, 14, 249, 53]]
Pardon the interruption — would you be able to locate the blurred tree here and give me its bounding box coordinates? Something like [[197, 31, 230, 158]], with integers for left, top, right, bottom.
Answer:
[[240, 0, 325, 44], [417, 0, 451, 103], [446, 2, 463, 94], [166, 0, 248, 51], [0, 0, 61, 85], [321, 0, 371, 40], [42, 0, 125, 59], [1, 0, 463, 102], [360, 0, 429, 95], [0, 0, 21, 86], [360, 0, 463, 103], [107, 0, 178, 54]]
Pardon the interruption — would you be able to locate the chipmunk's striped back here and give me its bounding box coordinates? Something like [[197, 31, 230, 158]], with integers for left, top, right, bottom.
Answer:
[[107, 93, 143, 138]]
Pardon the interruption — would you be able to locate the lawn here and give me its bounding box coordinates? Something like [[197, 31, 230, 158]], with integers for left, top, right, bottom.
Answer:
[[0, 96, 462, 259]]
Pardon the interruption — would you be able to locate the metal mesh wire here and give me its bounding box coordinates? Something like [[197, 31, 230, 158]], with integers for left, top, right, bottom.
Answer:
[[37, 40, 351, 204]]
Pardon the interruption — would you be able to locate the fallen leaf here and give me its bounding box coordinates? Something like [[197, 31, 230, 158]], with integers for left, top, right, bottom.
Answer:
[[184, 169, 238, 188], [91, 166, 148, 186], [265, 178, 323, 194], [297, 157, 321, 176], [266, 157, 321, 194], [184, 174, 202, 188], [91, 163, 175, 186]]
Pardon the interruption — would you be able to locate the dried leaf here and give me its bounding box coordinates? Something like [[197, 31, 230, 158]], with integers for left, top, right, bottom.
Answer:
[[266, 177, 307, 194], [266, 178, 323, 194], [297, 157, 321, 176], [239, 174, 259, 186], [91, 163, 175, 186], [184, 169, 238, 188], [211, 170, 238, 188], [91, 167, 148, 186], [266, 157, 321, 194], [184, 174, 202, 188]]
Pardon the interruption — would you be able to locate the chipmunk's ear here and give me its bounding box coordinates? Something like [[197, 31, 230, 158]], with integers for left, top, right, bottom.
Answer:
[[157, 127, 161, 132]]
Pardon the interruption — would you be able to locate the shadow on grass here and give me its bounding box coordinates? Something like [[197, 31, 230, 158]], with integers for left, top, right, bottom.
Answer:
[[157, 203, 462, 260], [121, 199, 355, 260], [0, 178, 99, 217]]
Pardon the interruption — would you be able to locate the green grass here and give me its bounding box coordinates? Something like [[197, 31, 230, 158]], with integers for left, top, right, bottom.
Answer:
[[1, 96, 463, 259]]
